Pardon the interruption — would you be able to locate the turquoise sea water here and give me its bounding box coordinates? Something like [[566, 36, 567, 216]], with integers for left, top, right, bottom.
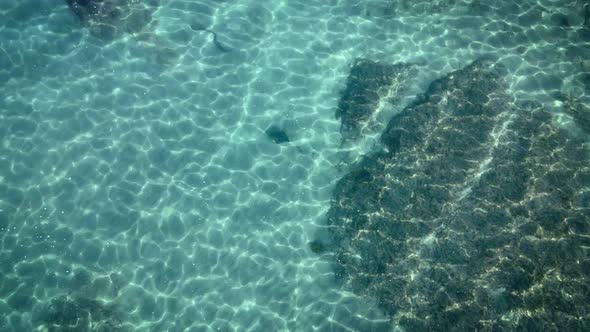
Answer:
[[1, 0, 589, 331]]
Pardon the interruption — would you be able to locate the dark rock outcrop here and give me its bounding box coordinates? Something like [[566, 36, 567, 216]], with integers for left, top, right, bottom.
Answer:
[[65, 0, 156, 41], [336, 59, 413, 142], [318, 58, 590, 331], [39, 294, 128, 331]]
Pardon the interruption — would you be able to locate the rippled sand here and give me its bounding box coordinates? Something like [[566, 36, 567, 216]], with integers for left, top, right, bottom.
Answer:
[[0, 0, 588, 331]]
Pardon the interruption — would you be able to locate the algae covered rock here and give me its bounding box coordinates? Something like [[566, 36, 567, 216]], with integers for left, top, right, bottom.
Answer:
[[318, 58, 590, 331]]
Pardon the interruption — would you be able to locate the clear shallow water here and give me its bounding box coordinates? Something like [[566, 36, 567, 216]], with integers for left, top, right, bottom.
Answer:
[[0, 0, 588, 331]]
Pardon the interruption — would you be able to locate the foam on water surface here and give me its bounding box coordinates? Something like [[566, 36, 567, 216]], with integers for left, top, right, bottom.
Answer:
[[0, 0, 589, 331]]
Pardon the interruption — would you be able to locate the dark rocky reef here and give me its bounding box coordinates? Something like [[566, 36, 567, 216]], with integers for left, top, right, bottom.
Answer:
[[318, 58, 590, 331], [336, 59, 413, 142], [64, 0, 157, 41], [39, 294, 128, 332]]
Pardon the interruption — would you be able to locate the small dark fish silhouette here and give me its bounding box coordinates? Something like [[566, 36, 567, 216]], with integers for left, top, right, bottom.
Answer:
[[189, 23, 231, 53], [265, 125, 289, 144]]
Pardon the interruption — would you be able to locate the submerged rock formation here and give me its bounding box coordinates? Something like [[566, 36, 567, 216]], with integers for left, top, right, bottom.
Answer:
[[64, 0, 156, 41], [39, 294, 127, 331], [336, 59, 413, 143], [318, 58, 590, 331]]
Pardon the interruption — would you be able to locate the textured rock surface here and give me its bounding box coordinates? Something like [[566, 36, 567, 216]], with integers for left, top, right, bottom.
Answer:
[[336, 59, 413, 142], [319, 58, 590, 331], [65, 0, 156, 41], [37, 294, 128, 331]]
